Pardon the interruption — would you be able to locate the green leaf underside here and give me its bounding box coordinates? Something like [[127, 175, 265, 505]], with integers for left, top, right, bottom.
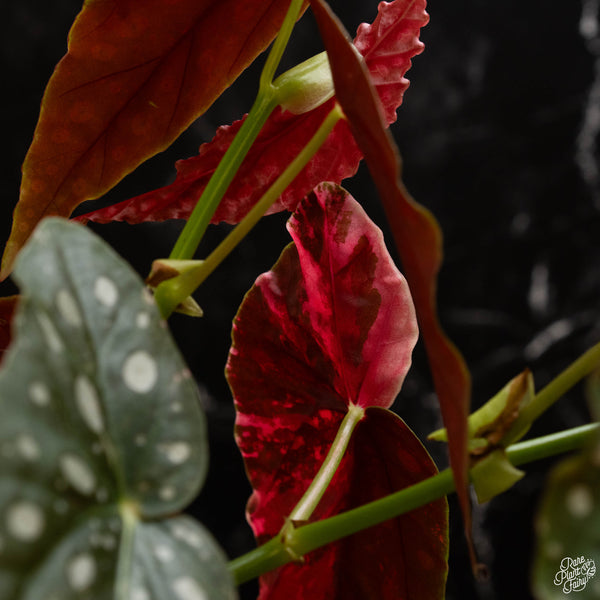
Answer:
[[0, 219, 235, 599]]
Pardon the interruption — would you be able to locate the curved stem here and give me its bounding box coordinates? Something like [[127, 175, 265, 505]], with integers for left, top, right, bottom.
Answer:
[[228, 422, 599, 585], [289, 403, 364, 523]]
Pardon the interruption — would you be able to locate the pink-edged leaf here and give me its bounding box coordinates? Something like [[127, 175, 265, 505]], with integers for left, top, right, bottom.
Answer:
[[227, 184, 447, 598], [2, 0, 305, 278], [259, 408, 448, 599], [308, 0, 476, 571], [76, 0, 428, 226]]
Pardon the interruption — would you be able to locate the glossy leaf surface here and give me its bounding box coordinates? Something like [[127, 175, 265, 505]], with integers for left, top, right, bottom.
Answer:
[[2, 0, 300, 278], [0, 219, 235, 599], [77, 0, 428, 226], [308, 0, 475, 569], [227, 185, 447, 598]]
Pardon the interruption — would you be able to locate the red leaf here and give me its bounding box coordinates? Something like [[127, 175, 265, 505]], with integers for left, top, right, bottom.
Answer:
[[2, 0, 302, 278], [308, 0, 476, 570], [227, 184, 447, 598], [76, 0, 428, 226], [259, 408, 448, 600], [0, 296, 18, 366], [77, 103, 359, 224]]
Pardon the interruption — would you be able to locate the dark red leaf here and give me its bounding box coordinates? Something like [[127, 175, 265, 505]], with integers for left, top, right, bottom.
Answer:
[[2, 0, 302, 279], [259, 408, 448, 600], [76, 0, 428, 226], [227, 184, 447, 598], [0, 296, 18, 366], [308, 0, 476, 569]]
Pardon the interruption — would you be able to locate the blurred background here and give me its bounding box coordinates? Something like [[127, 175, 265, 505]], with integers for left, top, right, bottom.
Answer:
[[2, 1, 599, 598]]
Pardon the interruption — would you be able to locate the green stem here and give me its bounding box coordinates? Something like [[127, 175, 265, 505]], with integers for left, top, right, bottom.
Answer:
[[168, 0, 305, 263], [517, 340, 600, 429], [168, 92, 278, 262], [155, 105, 344, 318], [506, 422, 598, 466], [260, 0, 306, 90], [289, 403, 364, 522], [228, 422, 599, 585]]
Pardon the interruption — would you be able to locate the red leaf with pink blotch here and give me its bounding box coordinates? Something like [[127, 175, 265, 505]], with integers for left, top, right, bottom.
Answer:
[[226, 184, 447, 598], [2, 0, 304, 279], [308, 0, 475, 571], [76, 0, 428, 226]]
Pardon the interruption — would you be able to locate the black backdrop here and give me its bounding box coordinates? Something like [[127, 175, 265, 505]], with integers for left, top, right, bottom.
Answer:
[[3, 2, 599, 599]]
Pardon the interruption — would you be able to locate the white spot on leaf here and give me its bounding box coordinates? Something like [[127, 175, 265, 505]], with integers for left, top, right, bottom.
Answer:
[[171, 523, 202, 549], [132, 587, 151, 600], [56, 289, 82, 326], [159, 442, 191, 464], [37, 313, 63, 353], [566, 484, 594, 518], [67, 552, 96, 592], [16, 434, 40, 461], [172, 576, 208, 600], [59, 453, 96, 496], [159, 486, 176, 501], [6, 501, 45, 542], [29, 382, 50, 406], [154, 544, 174, 562], [94, 276, 118, 308], [136, 312, 150, 329], [122, 351, 158, 393], [75, 375, 104, 434]]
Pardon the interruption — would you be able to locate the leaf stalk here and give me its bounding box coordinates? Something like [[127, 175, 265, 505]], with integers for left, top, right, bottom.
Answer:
[[228, 422, 599, 585], [288, 403, 365, 523]]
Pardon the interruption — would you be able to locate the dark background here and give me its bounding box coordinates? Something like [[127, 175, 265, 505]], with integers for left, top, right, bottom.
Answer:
[[2, 1, 600, 599]]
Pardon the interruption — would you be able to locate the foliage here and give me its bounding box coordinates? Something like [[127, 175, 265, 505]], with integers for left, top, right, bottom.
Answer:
[[0, 1, 598, 599]]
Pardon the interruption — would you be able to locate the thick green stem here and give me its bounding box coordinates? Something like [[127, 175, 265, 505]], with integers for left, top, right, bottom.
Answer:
[[154, 105, 344, 318], [228, 422, 599, 585], [289, 403, 364, 522]]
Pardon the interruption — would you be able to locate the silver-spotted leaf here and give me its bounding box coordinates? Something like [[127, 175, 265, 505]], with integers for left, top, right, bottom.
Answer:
[[0, 218, 235, 599]]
